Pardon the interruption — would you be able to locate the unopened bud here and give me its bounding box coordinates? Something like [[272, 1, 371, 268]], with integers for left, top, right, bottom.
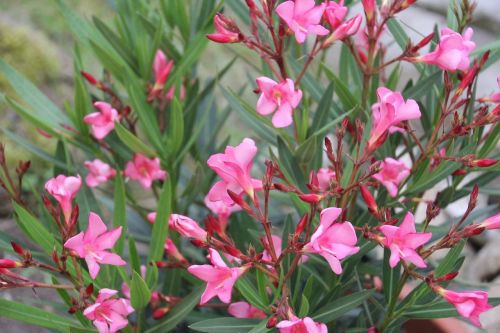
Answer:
[[295, 213, 309, 236], [190, 239, 208, 248], [153, 307, 171, 320], [266, 316, 278, 328], [298, 193, 324, 204], [467, 185, 479, 211], [411, 33, 434, 53], [435, 272, 459, 282], [80, 71, 98, 86], [468, 159, 498, 168], [223, 245, 242, 258], [85, 283, 94, 297], [425, 202, 441, 222], [452, 169, 467, 176], [11, 241, 24, 256], [0, 259, 22, 268], [360, 185, 378, 216]]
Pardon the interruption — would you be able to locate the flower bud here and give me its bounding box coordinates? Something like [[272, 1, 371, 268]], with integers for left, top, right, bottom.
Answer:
[[411, 33, 435, 53], [11, 241, 24, 257], [85, 283, 94, 297], [360, 185, 379, 216], [435, 272, 459, 282], [0, 259, 22, 268], [80, 71, 98, 86], [298, 193, 324, 204], [295, 213, 309, 236], [207, 14, 242, 44], [468, 159, 498, 168], [266, 316, 278, 328], [452, 168, 467, 176], [223, 244, 242, 258], [153, 307, 171, 320]]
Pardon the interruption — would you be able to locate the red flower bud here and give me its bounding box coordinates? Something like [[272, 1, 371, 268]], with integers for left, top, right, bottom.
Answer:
[[80, 71, 98, 86], [298, 193, 324, 204], [156, 261, 168, 268], [0, 259, 22, 268], [435, 272, 459, 282], [274, 183, 293, 192], [360, 185, 379, 216], [295, 213, 309, 236], [85, 283, 94, 297], [266, 316, 278, 328], [468, 159, 498, 168], [223, 244, 242, 258], [190, 239, 208, 248], [452, 169, 467, 176], [11, 241, 24, 256], [153, 307, 171, 320], [411, 33, 435, 53]]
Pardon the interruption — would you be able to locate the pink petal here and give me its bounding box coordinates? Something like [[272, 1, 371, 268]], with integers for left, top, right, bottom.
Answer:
[[85, 212, 108, 242], [276, 1, 295, 25], [86, 256, 101, 279], [95, 227, 123, 250], [272, 103, 293, 128], [64, 232, 86, 257]]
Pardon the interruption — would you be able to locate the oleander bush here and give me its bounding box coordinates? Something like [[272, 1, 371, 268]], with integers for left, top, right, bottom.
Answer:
[[1, 0, 500, 332]]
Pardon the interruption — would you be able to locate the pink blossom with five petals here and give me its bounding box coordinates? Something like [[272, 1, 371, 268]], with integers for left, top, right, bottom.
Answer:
[[303, 207, 359, 274], [324, 1, 347, 30], [276, 0, 329, 44], [437, 287, 492, 327], [228, 301, 266, 319], [420, 27, 476, 72], [276, 316, 328, 333], [124, 153, 166, 189], [83, 288, 134, 333], [372, 158, 410, 197], [45, 174, 82, 223], [256, 77, 303, 128], [64, 212, 126, 279], [84, 159, 116, 188], [316, 167, 336, 192], [84, 102, 119, 140], [369, 87, 421, 148], [379, 212, 432, 268], [187, 248, 249, 304], [207, 138, 262, 205]]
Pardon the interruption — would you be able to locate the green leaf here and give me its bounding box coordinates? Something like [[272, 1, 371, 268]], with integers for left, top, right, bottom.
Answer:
[[310, 82, 335, 133], [0, 298, 75, 332], [13, 202, 57, 254], [167, 97, 185, 155], [322, 65, 358, 111], [383, 248, 401, 305], [146, 178, 171, 286], [114, 123, 156, 157], [236, 276, 268, 310], [313, 290, 375, 323], [145, 287, 203, 333], [70, 327, 97, 333], [277, 137, 307, 191], [387, 19, 425, 73], [299, 295, 310, 317], [405, 160, 461, 195], [130, 270, 152, 310], [405, 298, 500, 320], [435, 240, 465, 277], [113, 172, 126, 255], [190, 318, 261, 333]]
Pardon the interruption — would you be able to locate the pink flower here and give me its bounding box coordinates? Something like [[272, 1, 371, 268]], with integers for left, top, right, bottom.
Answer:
[[324, 14, 362, 45], [204, 195, 240, 230], [207, 138, 262, 204], [369, 87, 421, 148], [169, 214, 207, 241], [124, 153, 166, 189], [277, 316, 328, 333], [255, 77, 303, 128], [372, 158, 410, 197], [45, 174, 82, 223], [153, 50, 174, 89], [84, 102, 119, 140], [147, 212, 207, 241], [187, 248, 248, 304], [83, 288, 134, 333], [420, 27, 475, 72], [228, 301, 266, 319], [84, 159, 116, 188], [316, 168, 336, 192], [379, 212, 432, 268], [207, 13, 242, 44], [437, 288, 492, 327], [165, 239, 187, 263], [276, 0, 329, 44], [64, 212, 126, 279], [303, 207, 359, 274], [324, 1, 347, 30], [479, 213, 500, 230]]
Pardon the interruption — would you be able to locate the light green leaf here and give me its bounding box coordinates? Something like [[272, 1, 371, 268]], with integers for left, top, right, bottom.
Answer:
[[130, 270, 152, 310], [313, 290, 374, 323], [190, 318, 261, 333]]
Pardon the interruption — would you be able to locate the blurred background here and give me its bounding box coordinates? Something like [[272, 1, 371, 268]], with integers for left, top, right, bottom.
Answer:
[[0, 0, 499, 332]]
